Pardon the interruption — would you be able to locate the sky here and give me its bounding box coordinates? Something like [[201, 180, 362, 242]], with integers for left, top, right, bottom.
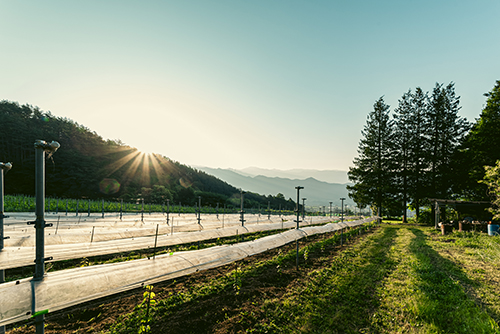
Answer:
[[1, 0, 499, 172]]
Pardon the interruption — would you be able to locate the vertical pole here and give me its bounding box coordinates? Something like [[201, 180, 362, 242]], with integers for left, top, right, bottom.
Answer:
[[34, 142, 46, 280], [239, 190, 245, 227], [33, 140, 59, 334], [329, 202, 332, 218], [56, 198, 59, 214], [120, 199, 123, 220], [76, 199, 79, 216], [102, 199, 105, 218], [197, 196, 201, 225], [302, 198, 307, 220], [340, 198, 346, 223], [0, 163, 11, 334], [141, 198, 144, 222], [87, 199, 90, 217], [65, 198, 68, 216], [166, 199, 170, 225], [223, 203, 226, 228], [267, 201, 271, 220], [295, 186, 304, 270], [152, 224, 159, 259], [434, 200, 439, 230], [179, 201, 181, 216], [0, 163, 13, 333], [55, 216, 60, 235]]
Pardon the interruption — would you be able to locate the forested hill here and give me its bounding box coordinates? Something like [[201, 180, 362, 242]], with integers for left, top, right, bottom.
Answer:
[[0, 100, 297, 210]]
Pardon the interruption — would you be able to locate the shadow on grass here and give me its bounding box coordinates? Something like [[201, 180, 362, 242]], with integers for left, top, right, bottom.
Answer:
[[289, 227, 399, 333], [408, 228, 497, 333]]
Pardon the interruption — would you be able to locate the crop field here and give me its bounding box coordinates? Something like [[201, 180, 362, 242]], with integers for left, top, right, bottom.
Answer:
[[5, 221, 500, 333]]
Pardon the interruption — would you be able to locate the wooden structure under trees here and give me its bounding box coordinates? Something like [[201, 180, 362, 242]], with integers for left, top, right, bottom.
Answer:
[[429, 198, 491, 231]]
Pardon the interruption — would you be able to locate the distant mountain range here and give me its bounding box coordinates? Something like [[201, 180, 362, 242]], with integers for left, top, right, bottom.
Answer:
[[195, 166, 354, 207], [228, 167, 349, 184]]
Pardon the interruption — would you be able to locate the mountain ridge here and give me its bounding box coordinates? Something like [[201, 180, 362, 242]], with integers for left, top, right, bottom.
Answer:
[[196, 166, 354, 207]]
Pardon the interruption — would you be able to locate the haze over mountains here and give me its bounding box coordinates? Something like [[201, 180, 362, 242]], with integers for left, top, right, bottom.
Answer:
[[195, 166, 354, 207]]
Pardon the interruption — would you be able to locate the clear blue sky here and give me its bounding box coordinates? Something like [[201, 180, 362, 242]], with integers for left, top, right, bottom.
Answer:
[[1, 1, 499, 171]]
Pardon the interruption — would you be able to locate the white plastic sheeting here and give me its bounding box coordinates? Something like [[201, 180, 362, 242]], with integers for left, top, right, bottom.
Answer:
[[1, 214, 339, 270], [0, 217, 375, 326]]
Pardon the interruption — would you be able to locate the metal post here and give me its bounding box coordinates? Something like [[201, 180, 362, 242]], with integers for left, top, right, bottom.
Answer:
[[434, 200, 439, 230], [197, 196, 202, 225], [32, 140, 59, 334], [152, 224, 159, 259], [166, 199, 170, 225], [120, 199, 123, 220], [267, 201, 271, 220], [340, 198, 346, 223], [141, 198, 144, 222], [0, 162, 13, 314], [216, 202, 219, 219], [329, 201, 332, 218], [88, 199, 91, 216], [295, 186, 304, 270], [102, 199, 105, 218], [76, 199, 79, 216], [239, 190, 245, 227], [302, 198, 307, 220], [223, 203, 226, 228]]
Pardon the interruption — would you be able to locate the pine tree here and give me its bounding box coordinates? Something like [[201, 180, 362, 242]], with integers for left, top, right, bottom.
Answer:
[[348, 97, 396, 218], [453, 80, 500, 200], [425, 82, 469, 202], [393, 87, 428, 221]]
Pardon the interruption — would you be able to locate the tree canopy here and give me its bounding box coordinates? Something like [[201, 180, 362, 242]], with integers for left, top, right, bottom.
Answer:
[[348, 82, 470, 220]]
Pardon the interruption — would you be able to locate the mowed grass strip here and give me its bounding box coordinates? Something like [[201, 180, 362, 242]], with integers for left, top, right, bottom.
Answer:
[[253, 226, 399, 333], [372, 225, 500, 334]]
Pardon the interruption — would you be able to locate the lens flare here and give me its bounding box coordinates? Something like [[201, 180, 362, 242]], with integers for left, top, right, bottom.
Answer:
[[99, 178, 121, 195]]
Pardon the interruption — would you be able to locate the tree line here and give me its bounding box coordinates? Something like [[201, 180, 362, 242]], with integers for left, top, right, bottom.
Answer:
[[0, 100, 300, 211], [348, 80, 500, 222]]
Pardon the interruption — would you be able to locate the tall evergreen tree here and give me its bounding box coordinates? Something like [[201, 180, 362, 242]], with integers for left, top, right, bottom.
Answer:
[[348, 97, 396, 218], [453, 80, 500, 200], [393, 87, 428, 220], [393, 90, 413, 222], [425, 83, 469, 201]]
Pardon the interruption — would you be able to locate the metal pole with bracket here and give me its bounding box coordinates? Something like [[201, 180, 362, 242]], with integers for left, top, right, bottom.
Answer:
[[30, 140, 59, 334], [0, 161, 12, 334]]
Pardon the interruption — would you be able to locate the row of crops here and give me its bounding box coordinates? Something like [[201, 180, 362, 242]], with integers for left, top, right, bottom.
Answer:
[[3, 194, 319, 216]]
